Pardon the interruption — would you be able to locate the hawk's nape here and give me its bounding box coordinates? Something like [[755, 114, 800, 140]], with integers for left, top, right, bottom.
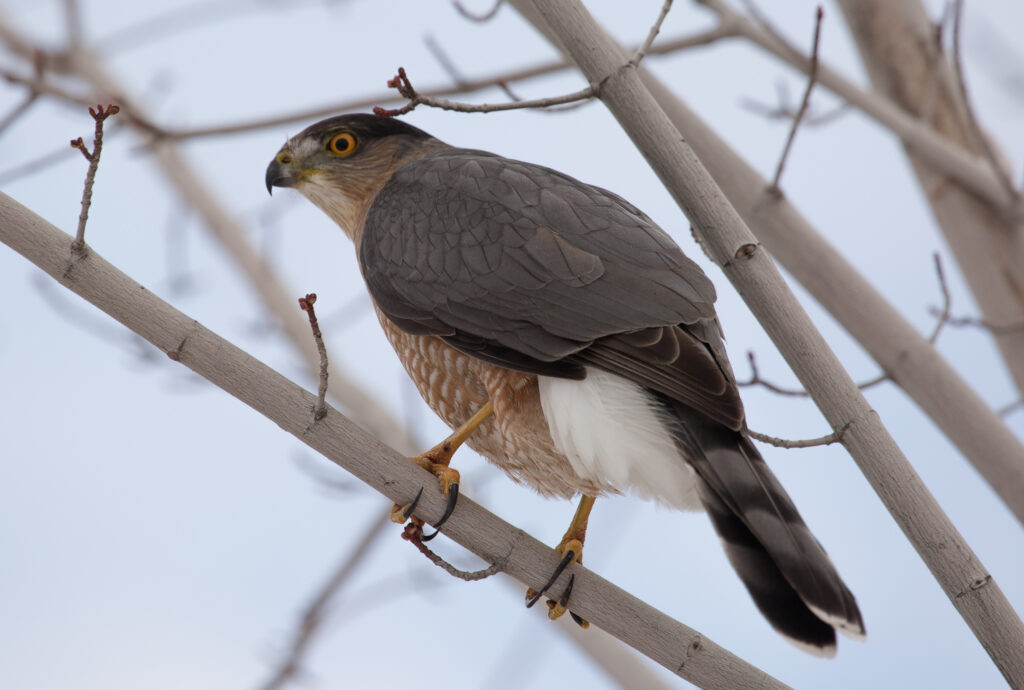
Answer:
[[266, 112, 865, 655]]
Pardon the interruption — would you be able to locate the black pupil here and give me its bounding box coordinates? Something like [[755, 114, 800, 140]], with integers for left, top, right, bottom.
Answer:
[[334, 136, 350, 151]]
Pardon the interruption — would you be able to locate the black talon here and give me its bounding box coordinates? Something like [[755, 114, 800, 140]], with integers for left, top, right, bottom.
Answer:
[[559, 575, 588, 627], [421, 482, 459, 542], [401, 487, 424, 520], [526, 548, 577, 608], [558, 574, 574, 609]]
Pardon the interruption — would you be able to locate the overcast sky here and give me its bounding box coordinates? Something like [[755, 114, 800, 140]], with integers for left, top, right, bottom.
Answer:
[[2, 1, 1023, 688]]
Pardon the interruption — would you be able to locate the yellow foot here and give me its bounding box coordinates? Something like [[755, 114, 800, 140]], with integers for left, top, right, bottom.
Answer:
[[410, 453, 461, 497], [391, 456, 462, 541], [391, 401, 493, 537], [526, 538, 588, 626]]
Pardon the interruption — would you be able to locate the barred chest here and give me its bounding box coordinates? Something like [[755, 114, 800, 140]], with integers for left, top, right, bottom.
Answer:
[[373, 306, 615, 499]]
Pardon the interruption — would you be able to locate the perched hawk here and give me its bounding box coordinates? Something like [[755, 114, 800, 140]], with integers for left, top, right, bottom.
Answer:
[[266, 113, 864, 655]]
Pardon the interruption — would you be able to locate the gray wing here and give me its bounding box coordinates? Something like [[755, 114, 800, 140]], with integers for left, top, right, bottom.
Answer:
[[361, 148, 744, 429]]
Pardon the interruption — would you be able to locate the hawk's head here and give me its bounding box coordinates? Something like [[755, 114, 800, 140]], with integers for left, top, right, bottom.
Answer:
[[265, 113, 439, 239]]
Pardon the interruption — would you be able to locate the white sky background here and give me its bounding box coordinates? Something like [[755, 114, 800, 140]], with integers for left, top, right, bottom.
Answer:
[[2, 0, 1023, 688]]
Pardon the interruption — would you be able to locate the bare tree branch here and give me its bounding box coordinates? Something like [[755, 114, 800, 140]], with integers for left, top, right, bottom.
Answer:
[[0, 192, 790, 690]]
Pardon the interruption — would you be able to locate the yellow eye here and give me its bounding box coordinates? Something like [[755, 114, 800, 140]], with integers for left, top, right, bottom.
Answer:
[[327, 131, 357, 156]]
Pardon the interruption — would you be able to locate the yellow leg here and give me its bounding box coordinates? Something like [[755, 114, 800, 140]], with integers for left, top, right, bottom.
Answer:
[[526, 495, 596, 626], [391, 400, 495, 524]]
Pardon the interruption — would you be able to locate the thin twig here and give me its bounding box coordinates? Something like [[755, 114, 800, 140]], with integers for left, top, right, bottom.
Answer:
[[930, 312, 1024, 335], [739, 348, 891, 396], [298, 293, 328, 421], [424, 34, 468, 87], [770, 6, 823, 192], [928, 254, 1024, 335], [928, 252, 952, 343], [746, 426, 846, 449], [741, 252, 960, 396], [382, 0, 681, 120], [406, 532, 503, 582], [950, 0, 1019, 201], [69, 103, 119, 250], [373, 67, 594, 117], [453, 0, 505, 23], [738, 350, 809, 396], [630, 0, 674, 66], [741, 89, 848, 127]]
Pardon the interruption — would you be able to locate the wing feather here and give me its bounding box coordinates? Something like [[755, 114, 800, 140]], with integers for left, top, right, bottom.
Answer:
[[361, 147, 743, 427]]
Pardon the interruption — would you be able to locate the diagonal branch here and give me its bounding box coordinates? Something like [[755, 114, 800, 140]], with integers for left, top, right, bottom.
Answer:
[[0, 191, 789, 690]]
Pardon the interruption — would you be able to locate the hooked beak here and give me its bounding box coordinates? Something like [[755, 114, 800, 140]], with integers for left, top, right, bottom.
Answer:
[[265, 158, 299, 195]]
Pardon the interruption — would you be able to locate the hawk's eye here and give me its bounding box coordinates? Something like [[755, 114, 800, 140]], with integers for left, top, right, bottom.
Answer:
[[327, 131, 357, 157]]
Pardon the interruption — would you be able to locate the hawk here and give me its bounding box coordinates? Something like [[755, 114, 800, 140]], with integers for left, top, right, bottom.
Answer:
[[265, 113, 864, 655]]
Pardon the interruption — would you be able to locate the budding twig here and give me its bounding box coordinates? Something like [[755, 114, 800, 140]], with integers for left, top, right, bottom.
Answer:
[[374, 66, 594, 118], [70, 103, 119, 250], [298, 293, 329, 421], [629, 0, 674, 67]]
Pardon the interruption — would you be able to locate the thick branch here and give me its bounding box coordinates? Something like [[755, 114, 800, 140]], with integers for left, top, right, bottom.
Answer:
[[517, 1, 1024, 685], [0, 192, 787, 690]]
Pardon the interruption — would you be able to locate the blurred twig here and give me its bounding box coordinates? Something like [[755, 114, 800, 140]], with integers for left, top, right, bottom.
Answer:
[[770, 6, 822, 192], [258, 512, 391, 690]]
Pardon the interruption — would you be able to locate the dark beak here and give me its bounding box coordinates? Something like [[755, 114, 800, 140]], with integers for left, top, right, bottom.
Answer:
[[265, 159, 298, 195]]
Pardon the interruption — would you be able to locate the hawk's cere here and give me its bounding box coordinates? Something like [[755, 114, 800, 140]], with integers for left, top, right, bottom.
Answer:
[[266, 113, 865, 655]]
